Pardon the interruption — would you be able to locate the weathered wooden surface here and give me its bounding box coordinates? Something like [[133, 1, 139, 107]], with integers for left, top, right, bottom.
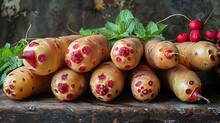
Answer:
[[0, 0, 220, 46], [0, 88, 220, 123]]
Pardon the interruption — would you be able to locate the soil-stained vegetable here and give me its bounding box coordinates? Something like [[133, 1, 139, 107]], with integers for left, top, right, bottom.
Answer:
[[90, 61, 125, 101], [145, 39, 180, 69], [111, 37, 143, 70], [65, 34, 110, 72], [130, 63, 160, 102], [51, 68, 88, 101], [3, 67, 52, 100], [175, 41, 219, 71], [160, 64, 209, 103], [19, 35, 81, 75]]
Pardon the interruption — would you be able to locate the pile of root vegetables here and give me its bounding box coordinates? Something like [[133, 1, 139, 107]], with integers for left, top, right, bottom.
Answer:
[[2, 10, 220, 103]]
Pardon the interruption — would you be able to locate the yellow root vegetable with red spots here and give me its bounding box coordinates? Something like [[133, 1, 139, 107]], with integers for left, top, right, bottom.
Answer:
[[145, 39, 180, 69], [3, 67, 52, 100], [90, 61, 125, 101], [65, 34, 110, 72], [175, 41, 220, 71], [110, 37, 143, 70], [51, 68, 88, 101], [160, 64, 210, 103], [19, 35, 81, 75], [130, 63, 160, 102]]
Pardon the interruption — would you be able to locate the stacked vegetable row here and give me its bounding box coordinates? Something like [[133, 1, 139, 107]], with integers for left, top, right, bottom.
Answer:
[[3, 33, 219, 103]]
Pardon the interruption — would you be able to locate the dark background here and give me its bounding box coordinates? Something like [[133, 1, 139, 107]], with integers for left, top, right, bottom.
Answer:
[[0, 0, 219, 46]]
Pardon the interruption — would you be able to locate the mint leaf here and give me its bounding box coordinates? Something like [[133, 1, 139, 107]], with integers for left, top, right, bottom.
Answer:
[[115, 9, 134, 25], [105, 22, 118, 32], [152, 34, 166, 40], [146, 21, 159, 35], [156, 23, 168, 34], [79, 27, 105, 36]]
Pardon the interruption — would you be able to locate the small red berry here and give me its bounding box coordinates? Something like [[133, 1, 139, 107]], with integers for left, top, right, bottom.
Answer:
[[188, 19, 204, 30], [190, 30, 201, 42], [204, 29, 218, 41], [176, 33, 190, 43]]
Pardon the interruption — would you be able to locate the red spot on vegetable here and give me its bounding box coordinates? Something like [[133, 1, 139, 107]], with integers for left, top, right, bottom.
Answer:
[[66, 60, 72, 67], [29, 42, 39, 47], [71, 84, 75, 88], [188, 87, 201, 102], [58, 83, 69, 94], [164, 50, 173, 59], [95, 84, 109, 96], [142, 89, 148, 95], [119, 47, 130, 57], [159, 48, 163, 52], [9, 84, 14, 89], [12, 80, 16, 83], [78, 66, 86, 72], [9, 73, 14, 76], [20, 70, 25, 72], [61, 74, 68, 80], [189, 81, 194, 85], [148, 81, 153, 86], [73, 44, 79, 49], [82, 46, 91, 55], [66, 49, 70, 54], [149, 89, 152, 93], [55, 89, 58, 93], [11, 94, 16, 97], [135, 81, 142, 87], [116, 57, 122, 62], [125, 65, 131, 69], [71, 51, 84, 64], [130, 49, 134, 54], [141, 94, 144, 97], [210, 55, 215, 61], [108, 80, 114, 88], [141, 86, 144, 90], [126, 43, 131, 47], [67, 93, 74, 99], [107, 94, 112, 98], [208, 50, 212, 54], [98, 74, 106, 81], [115, 47, 118, 51], [127, 57, 131, 61], [185, 89, 192, 95], [38, 54, 46, 62], [151, 93, 155, 97], [19, 50, 37, 68], [138, 89, 141, 93]]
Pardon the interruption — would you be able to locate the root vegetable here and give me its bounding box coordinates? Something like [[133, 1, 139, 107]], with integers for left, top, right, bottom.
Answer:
[[65, 34, 110, 72], [130, 63, 160, 102], [190, 30, 201, 42], [175, 41, 219, 71], [188, 19, 204, 31], [144, 39, 180, 69], [176, 33, 189, 43], [3, 67, 52, 100], [204, 29, 218, 41], [217, 31, 220, 41], [110, 37, 143, 70], [19, 35, 81, 75], [51, 68, 88, 101], [90, 61, 124, 101], [160, 64, 210, 103]]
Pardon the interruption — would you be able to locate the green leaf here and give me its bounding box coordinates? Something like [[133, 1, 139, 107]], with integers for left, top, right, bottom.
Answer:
[[115, 9, 134, 25], [4, 43, 11, 49], [146, 21, 159, 35], [118, 21, 127, 34], [157, 23, 168, 33], [152, 34, 166, 40], [2, 49, 14, 58], [124, 18, 135, 35], [134, 18, 146, 39], [105, 22, 118, 32], [79, 27, 105, 36]]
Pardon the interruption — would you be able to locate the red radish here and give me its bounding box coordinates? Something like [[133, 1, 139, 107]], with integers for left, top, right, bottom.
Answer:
[[188, 19, 204, 31], [111, 37, 143, 70], [51, 68, 88, 101], [190, 30, 201, 42], [3, 67, 52, 100], [176, 33, 190, 43], [204, 29, 218, 41], [65, 34, 110, 72], [130, 63, 160, 102], [160, 64, 210, 103], [145, 39, 180, 69], [20, 35, 82, 75], [90, 61, 125, 101], [175, 41, 220, 71], [217, 31, 220, 41]]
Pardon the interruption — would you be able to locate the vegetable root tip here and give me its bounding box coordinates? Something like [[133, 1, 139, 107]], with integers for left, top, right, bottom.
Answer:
[[170, 52, 186, 58], [198, 94, 211, 104]]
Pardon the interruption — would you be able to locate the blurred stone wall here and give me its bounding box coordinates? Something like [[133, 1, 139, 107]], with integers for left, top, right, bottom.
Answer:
[[0, 0, 219, 46]]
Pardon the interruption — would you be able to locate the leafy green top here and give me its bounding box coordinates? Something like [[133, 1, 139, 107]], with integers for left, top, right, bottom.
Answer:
[[79, 9, 167, 45], [0, 39, 28, 87]]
